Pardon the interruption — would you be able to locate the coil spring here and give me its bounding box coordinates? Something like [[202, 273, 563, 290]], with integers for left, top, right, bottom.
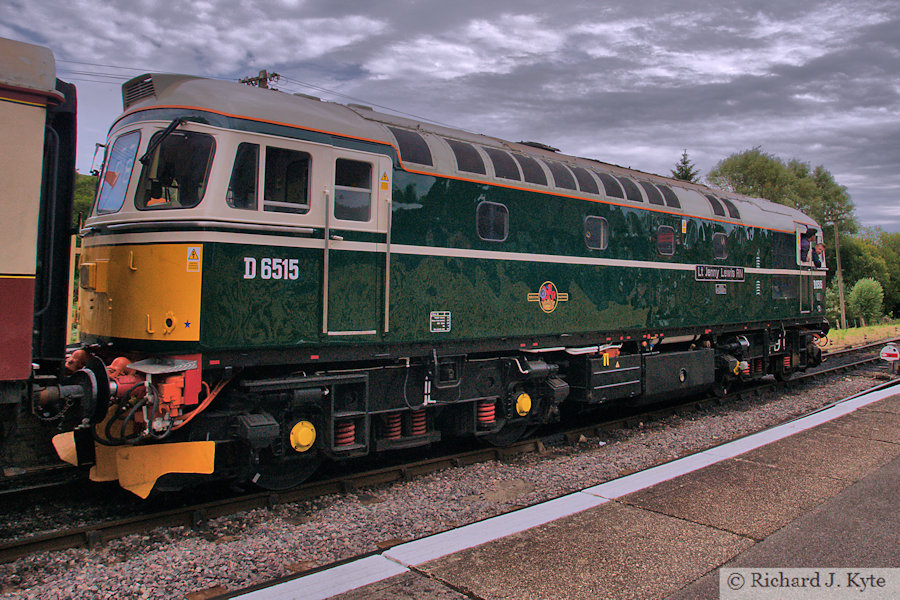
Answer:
[[410, 409, 427, 436], [754, 358, 764, 374], [783, 355, 792, 369], [334, 420, 356, 446], [383, 413, 402, 440], [477, 400, 496, 425]]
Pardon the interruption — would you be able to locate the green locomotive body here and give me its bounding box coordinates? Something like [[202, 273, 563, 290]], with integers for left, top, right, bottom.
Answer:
[[65, 74, 826, 495]]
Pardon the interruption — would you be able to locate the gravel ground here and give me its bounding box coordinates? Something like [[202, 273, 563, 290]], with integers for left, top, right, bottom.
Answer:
[[0, 370, 888, 600]]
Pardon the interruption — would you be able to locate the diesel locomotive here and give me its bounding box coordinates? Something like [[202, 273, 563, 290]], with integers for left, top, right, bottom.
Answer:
[[1, 38, 828, 497]]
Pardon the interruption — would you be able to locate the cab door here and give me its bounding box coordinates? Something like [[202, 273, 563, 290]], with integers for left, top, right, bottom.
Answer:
[[322, 149, 391, 337], [794, 223, 814, 314]]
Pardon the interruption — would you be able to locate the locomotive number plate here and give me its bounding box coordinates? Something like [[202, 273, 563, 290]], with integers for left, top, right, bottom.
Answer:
[[695, 265, 745, 282]]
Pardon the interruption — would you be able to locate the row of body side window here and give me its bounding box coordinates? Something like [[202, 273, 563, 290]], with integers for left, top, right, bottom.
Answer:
[[656, 225, 727, 259], [477, 201, 729, 260], [388, 126, 686, 210]]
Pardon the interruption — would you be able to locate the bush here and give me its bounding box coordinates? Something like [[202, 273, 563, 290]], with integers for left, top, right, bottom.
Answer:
[[848, 278, 884, 326]]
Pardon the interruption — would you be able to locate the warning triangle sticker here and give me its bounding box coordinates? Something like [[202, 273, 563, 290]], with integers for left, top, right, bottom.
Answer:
[[188, 249, 199, 260]]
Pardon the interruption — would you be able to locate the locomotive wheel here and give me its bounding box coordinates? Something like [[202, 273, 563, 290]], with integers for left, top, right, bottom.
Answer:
[[774, 367, 794, 382], [252, 417, 323, 490], [252, 453, 322, 491], [484, 420, 531, 447]]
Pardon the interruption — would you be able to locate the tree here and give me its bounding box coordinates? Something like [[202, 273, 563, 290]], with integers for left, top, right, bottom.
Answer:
[[706, 149, 856, 233], [671, 150, 700, 183], [847, 278, 884, 326], [708, 147, 857, 327], [73, 171, 97, 230], [873, 231, 900, 317], [838, 236, 889, 294], [825, 282, 842, 327], [707, 147, 795, 205]]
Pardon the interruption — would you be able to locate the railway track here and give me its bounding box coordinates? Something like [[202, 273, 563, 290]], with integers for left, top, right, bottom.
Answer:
[[0, 340, 896, 564]]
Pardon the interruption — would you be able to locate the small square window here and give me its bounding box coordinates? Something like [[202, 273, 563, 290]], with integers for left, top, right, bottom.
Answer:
[[657, 225, 676, 255], [713, 232, 728, 259], [476, 201, 508, 241], [585, 216, 609, 250]]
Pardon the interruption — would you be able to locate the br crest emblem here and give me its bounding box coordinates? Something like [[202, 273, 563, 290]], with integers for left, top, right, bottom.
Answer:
[[527, 281, 568, 313]]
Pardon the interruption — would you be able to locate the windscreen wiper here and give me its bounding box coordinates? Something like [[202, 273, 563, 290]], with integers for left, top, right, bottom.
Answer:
[[139, 117, 185, 165]]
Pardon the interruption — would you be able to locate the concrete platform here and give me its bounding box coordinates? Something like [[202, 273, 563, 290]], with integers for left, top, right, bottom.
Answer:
[[233, 387, 900, 600]]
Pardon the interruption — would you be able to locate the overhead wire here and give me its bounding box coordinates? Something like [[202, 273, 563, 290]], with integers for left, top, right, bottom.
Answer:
[[56, 59, 460, 130], [276, 75, 460, 129]]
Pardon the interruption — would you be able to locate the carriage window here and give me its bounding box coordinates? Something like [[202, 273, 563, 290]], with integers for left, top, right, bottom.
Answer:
[[334, 158, 372, 221], [616, 176, 643, 202], [571, 166, 599, 194], [226, 143, 258, 210], [546, 161, 577, 190], [264, 147, 310, 214], [476, 201, 508, 241], [713, 232, 728, 259], [584, 216, 609, 250], [96, 130, 140, 214], [446, 139, 485, 174], [595, 172, 624, 199], [657, 185, 682, 208], [512, 154, 547, 185], [720, 197, 741, 219], [483, 147, 521, 180], [640, 182, 665, 206], [657, 226, 676, 255], [387, 126, 432, 166], [136, 130, 214, 210], [705, 194, 727, 217]]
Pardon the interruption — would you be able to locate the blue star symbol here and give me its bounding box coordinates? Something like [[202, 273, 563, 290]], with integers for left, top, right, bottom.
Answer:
[[184, 320, 191, 328]]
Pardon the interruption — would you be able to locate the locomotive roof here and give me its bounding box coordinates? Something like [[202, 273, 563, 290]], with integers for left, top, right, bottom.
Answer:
[[118, 73, 818, 233]]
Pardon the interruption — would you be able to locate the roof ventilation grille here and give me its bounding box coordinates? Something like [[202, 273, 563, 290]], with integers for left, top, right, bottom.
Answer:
[[122, 74, 156, 109]]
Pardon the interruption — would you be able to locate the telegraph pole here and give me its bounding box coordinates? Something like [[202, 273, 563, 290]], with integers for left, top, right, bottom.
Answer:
[[825, 210, 849, 329], [239, 70, 279, 89], [833, 220, 848, 329]]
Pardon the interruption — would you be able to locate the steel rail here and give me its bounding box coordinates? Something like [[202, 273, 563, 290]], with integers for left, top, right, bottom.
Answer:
[[0, 349, 893, 564]]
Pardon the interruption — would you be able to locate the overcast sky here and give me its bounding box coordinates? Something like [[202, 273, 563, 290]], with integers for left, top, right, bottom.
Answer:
[[3, 0, 898, 231]]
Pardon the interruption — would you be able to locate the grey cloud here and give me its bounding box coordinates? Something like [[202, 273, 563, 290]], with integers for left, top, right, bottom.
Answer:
[[2, 0, 897, 230]]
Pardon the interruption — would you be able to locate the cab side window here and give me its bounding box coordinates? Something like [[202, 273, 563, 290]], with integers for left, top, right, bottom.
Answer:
[[264, 147, 311, 214], [334, 158, 372, 221], [226, 143, 258, 210]]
